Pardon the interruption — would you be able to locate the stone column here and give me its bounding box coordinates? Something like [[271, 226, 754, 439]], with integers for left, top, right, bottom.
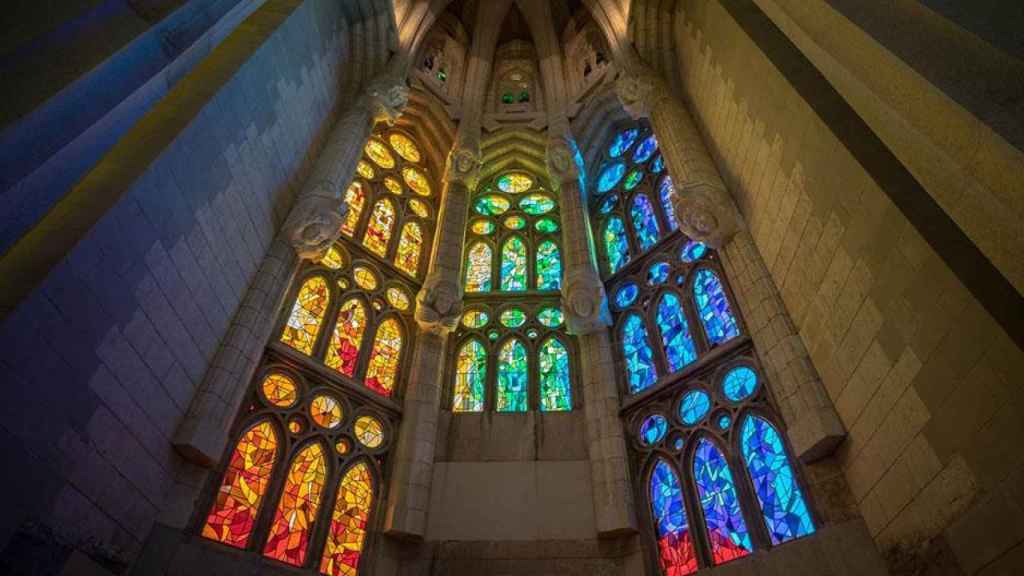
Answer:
[[173, 74, 410, 465], [383, 134, 481, 538], [548, 129, 637, 536]]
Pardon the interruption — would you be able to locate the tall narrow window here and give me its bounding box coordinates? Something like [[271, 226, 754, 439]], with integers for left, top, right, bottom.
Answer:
[[538, 337, 571, 411], [692, 438, 753, 565], [320, 461, 374, 576], [453, 339, 487, 412], [325, 299, 367, 377], [281, 277, 329, 355], [341, 183, 366, 237], [363, 199, 395, 257], [656, 292, 697, 372], [202, 421, 278, 548], [394, 222, 423, 276], [659, 177, 679, 231], [263, 443, 328, 566], [364, 318, 402, 397], [604, 217, 631, 274], [622, 314, 658, 393], [741, 416, 815, 544], [500, 236, 528, 291], [496, 338, 528, 412], [693, 269, 740, 345], [650, 459, 698, 576], [536, 240, 562, 290], [631, 194, 661, 251], [465, 242, 493, 293]]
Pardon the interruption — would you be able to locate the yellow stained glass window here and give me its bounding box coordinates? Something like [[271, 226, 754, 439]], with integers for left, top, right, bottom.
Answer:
[[464, 242, 492, 293], [388, 133, 421, 163], [364, 139, 395, 169], [310, 395, 343, 429], [341, 182, 365, 237], [280, 277, 329, 355], [262, 443, 327, 566], [320, 462, 375, 576], [324, 299, 366, 377], [364, 319, 402, 396], [202, 421, 278, 548], [352, 266, 378, 290], [354, 416, 384, 448], [408, 199, 429, 218], [383, 177, 403, 196], [386, 287, 410, 310], [395, 222, 423, 276], [320, 246, 345, 270], [362, 200, 395, 257], [497, 172, 533, 194], [356, 160, 375, 180], [402, 166, 431, 197], [261, 373, 298, 408]]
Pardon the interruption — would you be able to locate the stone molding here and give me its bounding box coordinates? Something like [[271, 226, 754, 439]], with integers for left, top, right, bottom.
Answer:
[[415, 271, 464, 335], [563, 268, 612, 335]]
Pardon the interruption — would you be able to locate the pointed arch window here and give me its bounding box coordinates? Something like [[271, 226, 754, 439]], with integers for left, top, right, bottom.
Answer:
[[341, 182, 366, 237], [538, 337, 571, 411], [656, 292, 697, 373], [324, 299, 367, 377], [536, 240, 562, 291], [650, 459, 699, 575], [465, 242, 493, 293], [281, 276, 329, 355], [500, 236, 528, 291], [320, 461, 375, 576], [659, 177, 679, 231], [623, 314, 658, 393], [364, 318, 402, 397], [453, 339, 487, 412], [604, 217, 631, 274], [692, 438, 753, 565], [263, 442, 328, 566], [496, 338, 528, 412], [394, 222, 423, 276], [693, 269, 740, 345], [741, 416, 815, 544], [363, 199, 396, 257], [631, 193, 661, 251]]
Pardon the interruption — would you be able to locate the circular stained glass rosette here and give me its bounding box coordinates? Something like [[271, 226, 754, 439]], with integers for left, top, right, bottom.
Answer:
[[503, 215, 527, 230], [383, 177, 403, 195], [647, 262, 671, 285], [679, 390, 711, 425], [597, 162, 626, 193], [680, 240, 708, 263], [471, 219, 495, 235], [335, 439, 351, 455], [262, 373, 298, 408], [354, 416, 384, 448], [352, 266, 379, 290], [488, 330, 499, 341], [402, 167, 432, 196], [623, 168, 644, 191], [633, 135, 658, 163], [388, 133, 421, 163], [519, 194, 555, 215], [650, 154, 665, 174], [408, 199, 429, 218], [598, 193, 618, 215], [527, 329, 539, 339], [672, 435, 685, 451], [500, 308, 527, 328], [319, 246, 345, 270], [364, 139, 395, 169], [639, 414, 668, 446], [462, 310, 490, 329], [474, 195, 511, 216], [386, 287, 410, 310], [310, 395, 343, 429], [537, 307, 564, 328], [535, 218, 559, 233], [722, 366, 758, 402], [609, 128, 639, 158], [615, 282, 639, 308], [717, 413, 732, 430], [497, 172, 533, 194], [356, 160, 375, 180]]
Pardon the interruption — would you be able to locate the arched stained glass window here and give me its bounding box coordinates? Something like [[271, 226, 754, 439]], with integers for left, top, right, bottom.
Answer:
[[319, 461, 374, 576], [656, 292, 697, 373], [364, 319, 402, 397], [394, 222, 423, 276], [341, 183, 366, 237], [500, 236, 528, 292], [496, 338, 528, 412], [623, 314, 658, 393], [539, 337, 571, 411], [659, 177, 679, 231], [631, 194, 661, 251], [693, 438, 753, 565], [650, 459, 698, 576], [202, 421, 278, 548], [536, 240, 562, 291], [363, 199, 395, 257], [693, 269, 740, 345], [281, 277, 329, 355], [325, 299, 367, 377], [741, 416, 815, 545], [453, 339, 487, 412], [604, 217, 631, 274], [263, 443, 328, 566], [465, 242, 493, 293]]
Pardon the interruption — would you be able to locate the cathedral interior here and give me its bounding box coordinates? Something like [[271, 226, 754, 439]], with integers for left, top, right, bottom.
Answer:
[[1, 0, 1022, 575]]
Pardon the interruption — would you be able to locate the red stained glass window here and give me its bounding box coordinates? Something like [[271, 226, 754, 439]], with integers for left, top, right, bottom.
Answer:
[[364, 319, 402, 397], [325, 299, 367, 377], [202, 421, 278, 548], [263, 443, 328, 566], [319, 462, 375, 576]]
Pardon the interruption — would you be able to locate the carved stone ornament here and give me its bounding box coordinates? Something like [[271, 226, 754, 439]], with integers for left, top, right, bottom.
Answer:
[[562, 268, 611, 335], [614, 72, 670, 120], [366, 74, 410, 126], [446, 146, 481, 188], [284, 185, 349, 260], [672, 182, 740, 249], [415, 272, 464, 334], [546, 136, 579, 184]]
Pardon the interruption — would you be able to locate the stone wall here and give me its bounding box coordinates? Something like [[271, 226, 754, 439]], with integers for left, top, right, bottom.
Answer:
[[671, 0, 1024, 573]]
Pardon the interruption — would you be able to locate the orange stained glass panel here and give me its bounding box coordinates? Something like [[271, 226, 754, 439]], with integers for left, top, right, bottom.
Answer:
[[310, 395, 343, 429], [325, 299, 367, 377], [202, 421, 278, 548], [263, 443, 328, 566], [320, 462, 375, 576], [280, 277, 329, 355], [341, 182, 366, 237], [262, 373, 298, 408], [362, 200, 395, 257], [394, 222, 423, 276], [364, 319, 402, 396]]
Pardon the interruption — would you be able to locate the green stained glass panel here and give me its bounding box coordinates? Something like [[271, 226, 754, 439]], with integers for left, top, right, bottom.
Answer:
[[474, 195, 511, 216], [497, 339, 528, 412], [461, 310, 490, 329], [500, 237, 528, 291], [520, 194, 556, 215], [537, 307, 564, 327], [539, 338, 571, 411], [500, 308, 527, 328], [535, 218, 559, 233], [604, 217, 631, 274], [536, 240, 562, 290], [624, 168, 644, 191]]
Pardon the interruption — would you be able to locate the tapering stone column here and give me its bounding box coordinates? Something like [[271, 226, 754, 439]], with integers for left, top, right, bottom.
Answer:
[[383, 133, 481, 538], [173, 74, 410, 465], [548, 128, 637, 536]]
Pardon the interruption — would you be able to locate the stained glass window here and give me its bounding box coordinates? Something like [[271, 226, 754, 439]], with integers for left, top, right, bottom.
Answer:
[[624, 168, 644, 191], [262, 373, 298, 408], [722, 367, 758, 402], [615, 282, 639, 308], [364, 319, 402, 396], [598, 162, 626, 193], [465, 242, 493, 293], [320, 462, 374, 576], [500, 237, 528, 292], [354, 416, 384, 448], [341, 183, 366, 237], [741, 416, 815, 545], [388, 133, 421, 163], [657, 293, 697, 372], [537, 307, 564, 327], [320, 246, 345, 270], [500, 308, 527, 328], [408, 199, 429, 218], [659, 177, 679, 231], [402, 167, 431, 196], [263, 443, 328, 566], [631, 194, 661, 251], [634, 135, 658, 163], [693, 269, 740, 345], [535, 218, 559, 233], [462, 310, 490, 329], [202, 421, 278, 548], [363, 200, 395, 257], [497, 172, 533, 193], [453, 339, 487, 412], [679, 390, 711, 425], [623, 314, 658, 393], [356, 160, 375, 180], [311, 395, 343, 429], [609, 128, 639, 158], [325, 299, 367, 377], [395, 222, 423, 276], [640, 415, 668, 445], [364, 139, 395, 169], [604, 217, 630, 274], [475, 195, 511, 216], [680, 241, 707, 263], [386, 288, 410, 311], [650, 459, 698, 576], [599, 194, 618, 215], [504, 215, 527, 230], [648, 262, 671, 285], [281, 277, 329, 355], [536, 240, 562, 290], [352, 266, 378, 290], [519, 194, 555, 215], [471, 219, 496, 235], [496, 338, 528, 412], [539, 337, 571, 411], [383, 177, 403, 196], [692, 438, 752, 565]]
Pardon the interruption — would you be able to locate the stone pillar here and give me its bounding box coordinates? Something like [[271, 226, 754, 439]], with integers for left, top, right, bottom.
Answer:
[[548, 129, 637, 536], [383, 135, 481, 538], [173, 73, 410, 465]]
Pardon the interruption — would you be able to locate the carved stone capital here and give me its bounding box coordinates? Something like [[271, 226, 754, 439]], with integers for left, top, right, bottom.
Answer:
[[614, 71, 670, 119], [365, 73, 410, 126], [283, 184, 348, 260], [545, 135, 580, 185], [562, 268, 611, 335], [672, 182, 740, 249], [415, 272, 464, 335], [446, 146, 482, 189]]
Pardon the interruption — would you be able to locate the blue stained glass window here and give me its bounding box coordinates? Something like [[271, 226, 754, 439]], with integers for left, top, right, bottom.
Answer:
[[604, 217, 631, 274], [497, 338, 528, 412], [647, 262, 671, 285], [609, 129, 640, 158], [650, 460, 699, 575], [615, 282, 639, 308], [680, 240, 707, 263], [722, 367, 758, 402], [536, 240, 562, 290], [640, 415, 668, 445], [634, 135, 658, 163], [651, 154, 665, 174], [741, 416, 815, 545], [599, 193, 619, 214], [598, 163, 626, 193], [693, 438, 753, 565], [718, 414, 732, 430], [659, 177, 679, 231], [694, 269, 740, 345], [657, 293, 698, 373], [500, 237, 528, 291], [679, 390, 711, 425], [631, 194, 661, 252], [623, 314, 658, 394]]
